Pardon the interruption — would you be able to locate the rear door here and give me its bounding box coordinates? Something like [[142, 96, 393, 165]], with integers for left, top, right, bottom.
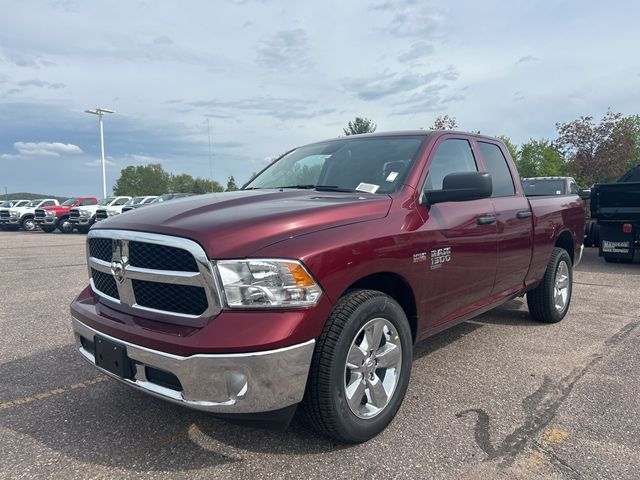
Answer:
[[416, 136, 498, 327], [476, 140, 533, 297]]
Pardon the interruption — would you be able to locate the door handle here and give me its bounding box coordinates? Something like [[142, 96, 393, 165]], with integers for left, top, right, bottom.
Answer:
[[477, 215, 496, 225], [516, 210, 532, 219]]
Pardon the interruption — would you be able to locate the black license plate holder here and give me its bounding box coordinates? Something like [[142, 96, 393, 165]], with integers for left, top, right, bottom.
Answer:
[[94, 335, 134, 379]]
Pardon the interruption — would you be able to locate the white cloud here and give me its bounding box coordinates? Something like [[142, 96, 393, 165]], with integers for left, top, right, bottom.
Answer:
[[13, 141, 83, 157], [85, 158, 116, 167]]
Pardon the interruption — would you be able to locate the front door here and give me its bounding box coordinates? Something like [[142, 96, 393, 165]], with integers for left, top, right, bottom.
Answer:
[[415, 137, 498, 329]]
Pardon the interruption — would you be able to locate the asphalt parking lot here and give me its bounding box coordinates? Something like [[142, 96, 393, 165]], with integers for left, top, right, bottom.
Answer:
[[1, 230, 639, 479]]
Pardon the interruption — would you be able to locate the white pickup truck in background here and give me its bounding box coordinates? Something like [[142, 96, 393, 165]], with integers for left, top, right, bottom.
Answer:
[[0, 199, 59, 231], [69, 196, 131, 233]]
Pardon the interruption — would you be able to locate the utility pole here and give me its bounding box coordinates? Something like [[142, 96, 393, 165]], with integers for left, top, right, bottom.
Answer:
[[207, 118, 214, 193], [3, 186, 7, 200], [85, 108, 114, 198]]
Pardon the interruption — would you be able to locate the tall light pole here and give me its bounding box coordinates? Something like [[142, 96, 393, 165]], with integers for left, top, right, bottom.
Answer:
[[206, 118, 214, 193], [85, 108, 114, 198]]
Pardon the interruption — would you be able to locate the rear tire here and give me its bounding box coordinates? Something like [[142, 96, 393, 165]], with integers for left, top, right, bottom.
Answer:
[[301, 289, 413, 443], [527, 247, 573, 323]]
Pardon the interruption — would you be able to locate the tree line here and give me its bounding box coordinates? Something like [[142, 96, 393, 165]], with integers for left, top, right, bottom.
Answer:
[[113, 111, 639, 196], [113, 164, 239, 196], [346, 112, 640, 186]]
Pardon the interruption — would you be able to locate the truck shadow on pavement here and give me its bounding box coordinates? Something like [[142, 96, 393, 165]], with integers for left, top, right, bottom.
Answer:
[[0, 344, 351, 472], [0, 307, 559, 470]]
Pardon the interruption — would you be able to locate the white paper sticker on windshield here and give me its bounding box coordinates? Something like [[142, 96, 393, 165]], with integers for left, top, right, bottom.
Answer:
[[356, 182, 380, 193], [386, 171, 399, 182]]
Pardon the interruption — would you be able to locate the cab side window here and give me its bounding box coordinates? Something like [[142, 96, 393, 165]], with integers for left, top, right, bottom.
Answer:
[[478, 142, 515, 197], [42, 201, 56, 207], [425, 139, 477, 191], [81, 199, 95, 206], [113, 198, 129, 206], [569, 181, 579, 194]]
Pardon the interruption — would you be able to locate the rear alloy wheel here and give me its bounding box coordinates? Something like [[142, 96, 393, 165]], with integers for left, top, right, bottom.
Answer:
[[302, 289, 412, 443], [527, 247, 573, 323], [21, 217, 36, 231]]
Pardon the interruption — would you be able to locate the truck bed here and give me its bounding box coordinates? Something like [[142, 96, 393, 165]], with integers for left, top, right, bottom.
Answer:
[[591, 182, 640, 223]]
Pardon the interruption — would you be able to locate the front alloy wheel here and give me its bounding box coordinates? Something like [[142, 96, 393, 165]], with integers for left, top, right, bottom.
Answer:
[[344, 317, 402, 419], [21, 217, 36, 231], [302, 289, 412, 443]]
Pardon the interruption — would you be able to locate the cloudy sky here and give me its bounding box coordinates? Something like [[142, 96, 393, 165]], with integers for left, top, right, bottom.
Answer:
[[1, 0, 639, 197]]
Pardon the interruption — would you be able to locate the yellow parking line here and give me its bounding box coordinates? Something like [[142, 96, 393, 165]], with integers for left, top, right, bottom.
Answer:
[[0, 376, 108, 411]]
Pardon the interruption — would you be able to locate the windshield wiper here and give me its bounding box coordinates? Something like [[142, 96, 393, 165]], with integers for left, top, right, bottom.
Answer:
[[275, 184, 354, 192]]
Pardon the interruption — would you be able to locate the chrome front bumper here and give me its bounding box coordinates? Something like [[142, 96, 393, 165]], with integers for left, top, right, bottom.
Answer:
[[35, 217, 57, 224], [72, 317, 315, 413]]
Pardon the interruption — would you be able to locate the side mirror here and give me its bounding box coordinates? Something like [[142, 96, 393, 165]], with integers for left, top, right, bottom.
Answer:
[[423, 172, 493, 205], [578, 189, 591, 200]]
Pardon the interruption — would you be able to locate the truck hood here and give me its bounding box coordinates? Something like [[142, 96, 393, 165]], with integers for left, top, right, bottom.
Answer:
[[73, 205, 102, 213], [42, 205, 73, 213], [93, 189, 392, 258], [10, 206, 36, 214]]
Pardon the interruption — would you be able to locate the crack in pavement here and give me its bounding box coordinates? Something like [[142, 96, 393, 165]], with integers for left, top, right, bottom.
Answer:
[[456, 321, 640, 469]]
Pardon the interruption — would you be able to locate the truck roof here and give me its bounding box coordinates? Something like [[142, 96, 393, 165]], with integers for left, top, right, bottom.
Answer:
[[306, 130, 505, 147]]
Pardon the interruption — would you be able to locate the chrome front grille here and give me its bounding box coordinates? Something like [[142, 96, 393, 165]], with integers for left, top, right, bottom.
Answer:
[[35, 209, 45, 220], [69, 209, 80, 220], [86, 230, 221, 323], [0, 210, 9, 220]]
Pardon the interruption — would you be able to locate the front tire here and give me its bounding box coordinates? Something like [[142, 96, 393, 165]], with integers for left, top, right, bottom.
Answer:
[[58, 218, 73, 233], [21, 217, 36, 231], [527, 247, 573, 323], [301, 289, 413, 443]]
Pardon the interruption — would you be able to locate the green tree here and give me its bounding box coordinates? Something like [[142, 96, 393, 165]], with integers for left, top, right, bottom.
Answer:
[[171, 173, 195, 193], [192, 177, 224, 194], [430, 115, 457, 130], [343, 117, 377, 136], [113, 163, 171, 196], [517, 139, 566, 178], [498, 136, 519, 163], [226, 175, 239, 192], [555, 110, 640, 185]]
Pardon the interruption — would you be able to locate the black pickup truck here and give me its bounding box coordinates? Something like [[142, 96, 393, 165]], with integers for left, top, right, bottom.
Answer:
[[591, 165, 640, 262]]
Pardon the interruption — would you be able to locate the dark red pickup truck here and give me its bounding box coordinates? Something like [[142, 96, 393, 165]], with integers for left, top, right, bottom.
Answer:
[[71, 131, 584, 443]]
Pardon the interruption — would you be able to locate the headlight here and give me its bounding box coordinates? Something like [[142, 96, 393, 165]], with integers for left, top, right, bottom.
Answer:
[[215, 259, 322, 308], [9, 210, 19, 217], [107, 209, 118, 216], [45, 211, 56, 217], [79, 210, 91, 217]]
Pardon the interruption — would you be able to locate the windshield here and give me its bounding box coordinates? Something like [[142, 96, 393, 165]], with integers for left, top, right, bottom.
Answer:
[[151, 194, 174, 203], [27, 200, 42, 207], [245, 136, 425, 194], [98, 196, 116, 206], [61, 198, 78, 206], [126, 196, 145, 206], [522, 179, 565, 196]]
